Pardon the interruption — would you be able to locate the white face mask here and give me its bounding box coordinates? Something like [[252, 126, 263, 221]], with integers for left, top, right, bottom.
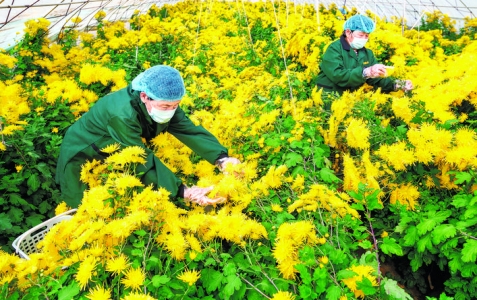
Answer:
[[350, 37, 368, 49], [149, 107, 176, 124]]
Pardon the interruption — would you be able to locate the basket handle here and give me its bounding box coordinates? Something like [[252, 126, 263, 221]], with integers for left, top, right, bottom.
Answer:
[[55, 208, 78, 218], [12, 208, 78, 259]]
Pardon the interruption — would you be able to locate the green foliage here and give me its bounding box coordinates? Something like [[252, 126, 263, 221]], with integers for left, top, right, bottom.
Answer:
[[392, 171, 477, 298], [0, 101, 74, 251]]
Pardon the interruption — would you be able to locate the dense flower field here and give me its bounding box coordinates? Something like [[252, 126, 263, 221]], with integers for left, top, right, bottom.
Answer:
[[1, 1, 477, 299]]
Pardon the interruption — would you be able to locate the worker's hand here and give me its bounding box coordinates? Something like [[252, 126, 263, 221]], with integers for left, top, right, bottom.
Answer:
[[216, 157, 241, 171], [363, 64, 386, 78], [184, 186, 226, 206], [395, 79, 414, 92]]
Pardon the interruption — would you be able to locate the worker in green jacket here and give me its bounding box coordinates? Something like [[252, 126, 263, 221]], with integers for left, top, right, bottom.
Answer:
[[314, 14, 413, 111], [56, 65, 240, 208]]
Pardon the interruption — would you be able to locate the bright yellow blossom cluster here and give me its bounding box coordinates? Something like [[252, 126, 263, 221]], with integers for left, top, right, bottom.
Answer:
[[79, 64, 127, 91], [288, 183, 360, 218], [273, 220, 318, 279], [341, 265, 378, 298], [23, 18, 50, 37]]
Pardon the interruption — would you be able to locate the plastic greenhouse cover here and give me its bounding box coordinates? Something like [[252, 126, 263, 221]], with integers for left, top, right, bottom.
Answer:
[[0, 0, 476, 49]]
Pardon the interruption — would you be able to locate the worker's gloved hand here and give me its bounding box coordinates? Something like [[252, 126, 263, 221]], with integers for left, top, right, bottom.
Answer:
[[184, 186, 226, 206], [216, 157, 241, 172], [395, 79, 414, 92], [363, 64, 386, 78]]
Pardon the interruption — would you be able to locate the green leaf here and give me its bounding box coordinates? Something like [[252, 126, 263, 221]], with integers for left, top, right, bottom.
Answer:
[[167, 279, 184, 290], [135, 229, 148, 236], [454, 172, 473, 184], [348, 190, 363, 201], [284, 152, 303, 167], [202, 268, 223, 293], [329, 249, 347, 264], [380, 237, 403, 256], [464, 206, 477, 219], [299, 285, 312, 299], [151, 275, 170, 287], [456, 217, 477, 231], [8, 207, 23, 223], [220, 253, 232, 260], [337, 269, 357, 280], [432, 210, 452, 224], [325, 285, 341, 300], [57, 282, 80, 300], [223, 262, 237, 276], [403, 226, 418, 246], [416, 218, 435, 235], [313, 267, 328, 294], [319, 168, 340, 184], [265, 137, 280, 148], [431, 224, 457, 245], [417, 234, 433, 253], [356, 277, 377, 296], [9, 193, 30, 207], [448, 253, 462, 273], [298, 245, 315, 265], [452, 194, 471, 208], [38, 201, 50, 214], [0, 213, 13, 230], [461, 240, 477, 262], [35, 162, 50, 176], [291, 166, 305, 177], [367, 193, 383, 211], [223, 274, 241, 297], [131, 249, 142, 256], [26, 214, 44, 227], [417, 210, 451, 235], [470, 195, 477, 206], [146, 256, 160, 269], [382, 278, 413, 300], [27, 173, 40, 192], [204, 257, 216, 267], [460, 261, 477, 277], [295, 264, 311, 284], [358, 240, 373, 250]]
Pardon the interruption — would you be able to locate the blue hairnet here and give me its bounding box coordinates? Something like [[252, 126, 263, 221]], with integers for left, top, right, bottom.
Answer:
[[131, 65, 185, 101], [343, 15, 375, 33]]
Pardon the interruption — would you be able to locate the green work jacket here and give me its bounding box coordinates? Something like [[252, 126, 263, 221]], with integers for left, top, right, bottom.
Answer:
[[55, 85, 228, 208], [314, 34, 395, 104]]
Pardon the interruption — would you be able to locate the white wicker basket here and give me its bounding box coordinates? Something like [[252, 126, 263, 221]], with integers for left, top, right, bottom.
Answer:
[[12, 209, 77, 259]]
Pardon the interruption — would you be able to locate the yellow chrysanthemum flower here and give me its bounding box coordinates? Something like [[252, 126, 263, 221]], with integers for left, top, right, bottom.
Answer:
[[55, 202, 70, 215], [101, 143, 121, 154], [346, 118, 370, 150], [390, 183, 420, 210], [341, 265, 378, 298], [106, 254, 129, 275], [177, 270, 200, 286], [75, 256, 97, 290], [271, 291, 296, 300], [86, 285, 111, 300], [271, 203, 283, 212], [121, 267, 145, 291], [121, 292, 156, 300]]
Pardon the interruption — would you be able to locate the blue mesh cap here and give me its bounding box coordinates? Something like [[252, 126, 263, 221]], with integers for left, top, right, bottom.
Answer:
[[131, 65, 185, 101], [343, 15, 376, 34]]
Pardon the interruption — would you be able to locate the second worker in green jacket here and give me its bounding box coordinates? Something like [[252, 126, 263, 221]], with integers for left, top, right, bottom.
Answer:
[[314, 14, 414, 111], [56, 65, 240, 208]]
